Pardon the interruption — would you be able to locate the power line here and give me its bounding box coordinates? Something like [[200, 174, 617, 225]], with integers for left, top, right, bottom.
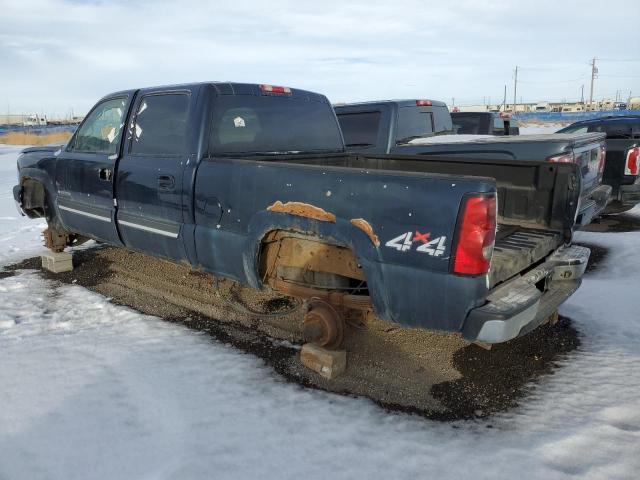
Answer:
[[518, 75, 589, 84], [599, 74, 640, 78], [597, 58, 640, 62]]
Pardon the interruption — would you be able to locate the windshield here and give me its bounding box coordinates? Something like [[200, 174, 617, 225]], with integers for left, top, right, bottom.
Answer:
[[209, 95, 344, 154]]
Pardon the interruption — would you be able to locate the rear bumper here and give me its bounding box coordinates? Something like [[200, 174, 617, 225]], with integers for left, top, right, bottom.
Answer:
[[462, 244, 589, 344], [576, 185, 611, 227], [619, 177, 640, 206]]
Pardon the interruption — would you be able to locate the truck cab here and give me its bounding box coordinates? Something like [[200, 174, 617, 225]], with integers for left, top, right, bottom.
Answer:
[[333, 99, 452, 155], [451, 111, 520, 136]]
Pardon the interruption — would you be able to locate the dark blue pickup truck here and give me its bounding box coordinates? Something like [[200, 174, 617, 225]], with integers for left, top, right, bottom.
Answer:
[[558, 116, 640, 213], [14, 82, 591, 345], [335, 100, 611, 228]]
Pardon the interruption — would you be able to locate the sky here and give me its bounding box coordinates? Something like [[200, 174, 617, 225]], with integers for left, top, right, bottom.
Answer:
[[1, 0, 639, 118]]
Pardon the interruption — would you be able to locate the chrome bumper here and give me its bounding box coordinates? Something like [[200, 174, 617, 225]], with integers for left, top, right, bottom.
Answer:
[[463, 244, 590, 344]]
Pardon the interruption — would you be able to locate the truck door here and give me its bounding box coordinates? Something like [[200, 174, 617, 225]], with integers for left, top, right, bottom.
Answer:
[[55, 95, 132, 245], [114, 89, 191, 261]]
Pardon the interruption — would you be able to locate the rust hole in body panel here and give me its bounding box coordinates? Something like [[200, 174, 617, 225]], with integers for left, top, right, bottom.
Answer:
[[266, 201, 336, 223], [350, 218, 380, 247]]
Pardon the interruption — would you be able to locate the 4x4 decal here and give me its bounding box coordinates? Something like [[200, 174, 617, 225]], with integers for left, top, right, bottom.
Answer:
[[385, 231, 447, 256]]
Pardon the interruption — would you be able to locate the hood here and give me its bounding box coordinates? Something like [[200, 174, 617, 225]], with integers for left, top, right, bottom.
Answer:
[[20, 144, 65, 155]]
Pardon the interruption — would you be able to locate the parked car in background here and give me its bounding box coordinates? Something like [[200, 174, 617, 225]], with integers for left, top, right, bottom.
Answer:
[[334, 99, 611, 228], [558, 115, 640, 213], [14, 83, 592, 345], [451, 111, 520, 135]]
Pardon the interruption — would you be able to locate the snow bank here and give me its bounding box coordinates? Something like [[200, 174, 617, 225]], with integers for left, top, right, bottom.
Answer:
[[1, 146, 639, 480]]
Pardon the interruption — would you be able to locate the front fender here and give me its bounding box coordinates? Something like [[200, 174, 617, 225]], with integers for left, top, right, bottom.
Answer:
[[17, 167, 63, 228]]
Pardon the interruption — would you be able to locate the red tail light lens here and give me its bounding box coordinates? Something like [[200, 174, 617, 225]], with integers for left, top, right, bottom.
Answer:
[[625, 147, 639, 176], [260, 84, 292, 95], [453, 194, 497, 275], [416, 99, 433, 106], [548, 153, 575, 164]]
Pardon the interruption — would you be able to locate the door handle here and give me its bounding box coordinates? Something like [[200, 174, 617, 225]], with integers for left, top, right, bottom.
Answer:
[[98, 168, 113, 181], [158, 175, 175, 190]]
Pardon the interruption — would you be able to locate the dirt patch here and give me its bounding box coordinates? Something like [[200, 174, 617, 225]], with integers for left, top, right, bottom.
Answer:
[[431, 316, 579, 418], [581, 213, 640, 233], [4, 246, 580, 420]]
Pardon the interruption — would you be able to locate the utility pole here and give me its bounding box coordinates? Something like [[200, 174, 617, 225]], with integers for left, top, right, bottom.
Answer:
[[502, 84, 507, 111], [513, 66, 518, 113], [451, 97, 455, 107], [589, 57, 597, 111], [580, 84, 584, 105]]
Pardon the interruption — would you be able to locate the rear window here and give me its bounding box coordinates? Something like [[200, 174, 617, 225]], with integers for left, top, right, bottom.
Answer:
[[209, 95, 344, 154], [452, 114, 484, 134], [336, 111, 381, 147], [396, 107, 434, 144], [560, 122, 640, 139], [558, 125, 588, 134], [587, 123, 638, 139]]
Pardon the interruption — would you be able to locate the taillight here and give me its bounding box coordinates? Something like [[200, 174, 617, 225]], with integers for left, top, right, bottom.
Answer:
[[548, 153, 575, 164], [598, 145, 606, 174], [260, 84, 292, 95], [453, 194, 497, 276], [625, 147, 639, 176], [416, 99, 433, 106]]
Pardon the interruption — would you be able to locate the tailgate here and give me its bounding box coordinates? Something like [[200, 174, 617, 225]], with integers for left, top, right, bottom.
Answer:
[[491, 227, 563, 287]]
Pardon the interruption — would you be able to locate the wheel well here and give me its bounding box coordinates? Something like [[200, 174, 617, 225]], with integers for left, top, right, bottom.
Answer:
[[20, 178, 47, 218], [258, 230, 368, 297]]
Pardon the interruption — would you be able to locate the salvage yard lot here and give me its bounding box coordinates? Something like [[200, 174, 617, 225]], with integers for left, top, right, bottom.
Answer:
[[1, 143, 639, 479]]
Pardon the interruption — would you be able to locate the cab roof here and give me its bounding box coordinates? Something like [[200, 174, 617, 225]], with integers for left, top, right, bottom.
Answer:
[[102, 82, 329, 103], [334, 99, 448, 108]]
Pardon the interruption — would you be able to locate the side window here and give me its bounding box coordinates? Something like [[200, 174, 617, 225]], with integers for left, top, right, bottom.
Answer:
[[588, 123, 632, 139], [396, 107, 434, 144], [131, 94, 189, 155], [433, 106, 453, 134], [73, 98, 126, 154]]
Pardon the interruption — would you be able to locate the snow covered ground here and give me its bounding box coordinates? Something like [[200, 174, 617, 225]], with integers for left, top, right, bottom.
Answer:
[[1, 144, 639, 480], [520, 123, 566, 135]]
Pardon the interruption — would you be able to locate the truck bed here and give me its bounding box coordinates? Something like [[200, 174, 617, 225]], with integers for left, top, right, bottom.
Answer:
[[261, 152, 578, 286]]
